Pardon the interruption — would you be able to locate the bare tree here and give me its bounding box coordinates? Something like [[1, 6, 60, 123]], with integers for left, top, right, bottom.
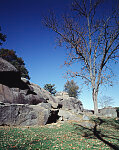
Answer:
[[43, 0, 119, 114], [98, 96, 114, 109]]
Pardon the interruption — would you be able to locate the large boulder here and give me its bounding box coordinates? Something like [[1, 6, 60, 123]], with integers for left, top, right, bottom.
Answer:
[[58, 109, 81, 121], [0, 103, 52, 126], [99, 107, 117, 117]]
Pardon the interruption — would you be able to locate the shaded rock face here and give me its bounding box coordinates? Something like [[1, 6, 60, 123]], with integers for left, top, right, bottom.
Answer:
[[0, 58, 36, 104], [83, 109, 94, 115], [0, 58, 29, 90], [46, 110, 60, 124]]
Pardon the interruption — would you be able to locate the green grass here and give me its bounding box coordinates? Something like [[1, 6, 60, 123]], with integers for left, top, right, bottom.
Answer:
[[0, 118, 119, 150]]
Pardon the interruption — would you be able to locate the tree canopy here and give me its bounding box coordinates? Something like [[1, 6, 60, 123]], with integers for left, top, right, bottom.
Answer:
[[0, 48, 30, 79], [64, 80, 79, 99], [0, 26, 6, 46]]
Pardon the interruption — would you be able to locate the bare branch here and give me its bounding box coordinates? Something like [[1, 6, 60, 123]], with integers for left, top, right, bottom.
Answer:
[[72, 0, 87, 16], [104, 43, 119, 66], [67, 70, 91, 83]]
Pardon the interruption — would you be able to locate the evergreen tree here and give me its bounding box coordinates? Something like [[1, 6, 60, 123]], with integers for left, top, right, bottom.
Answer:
[[44, 84, 57, 95]]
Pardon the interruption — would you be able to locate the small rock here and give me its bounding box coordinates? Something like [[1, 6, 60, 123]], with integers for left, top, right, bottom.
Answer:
[[82, 115, 90, 121]]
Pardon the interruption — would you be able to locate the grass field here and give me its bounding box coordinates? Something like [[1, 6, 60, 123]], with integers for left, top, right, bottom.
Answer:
[[0, 118, 119, 150]]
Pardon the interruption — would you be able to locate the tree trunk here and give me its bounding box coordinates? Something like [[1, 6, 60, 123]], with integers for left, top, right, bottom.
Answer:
[[93, 88, 98, 115]]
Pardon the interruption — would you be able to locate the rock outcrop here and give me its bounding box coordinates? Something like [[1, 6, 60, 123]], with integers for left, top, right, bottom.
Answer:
[[54, 92, 84, 121], [0, 58, 118, 126], [0, 58, 84, 126]]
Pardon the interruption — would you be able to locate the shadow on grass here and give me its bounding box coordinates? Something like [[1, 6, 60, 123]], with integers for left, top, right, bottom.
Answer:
[[74, 118, 119, 150], [93, 117, 119, 130]]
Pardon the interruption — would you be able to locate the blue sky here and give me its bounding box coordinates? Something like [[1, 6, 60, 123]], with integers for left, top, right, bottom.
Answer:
[[0, 0, 119, 110]]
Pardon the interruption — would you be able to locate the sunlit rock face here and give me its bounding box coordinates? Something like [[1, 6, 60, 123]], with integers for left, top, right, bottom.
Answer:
[[55, 91, 84, 114]]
